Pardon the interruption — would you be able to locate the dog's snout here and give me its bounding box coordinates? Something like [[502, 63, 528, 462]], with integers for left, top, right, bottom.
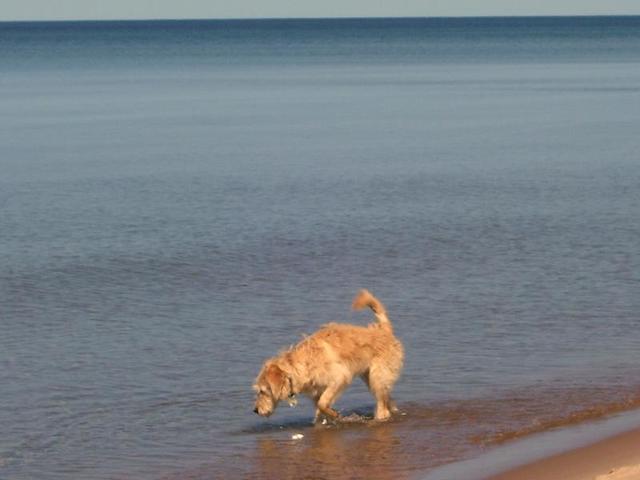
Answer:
[[253, 407, 259, 414]]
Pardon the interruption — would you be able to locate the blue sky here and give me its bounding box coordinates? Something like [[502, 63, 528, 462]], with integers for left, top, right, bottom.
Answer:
[[2, 0, 640, 21]]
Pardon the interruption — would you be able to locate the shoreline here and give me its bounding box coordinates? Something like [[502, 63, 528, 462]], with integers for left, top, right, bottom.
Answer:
[[488, 426, 640, 480], [424, 408, 640, 480]]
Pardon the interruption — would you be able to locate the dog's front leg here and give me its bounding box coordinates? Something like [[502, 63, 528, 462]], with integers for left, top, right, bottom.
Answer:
[[316, 385, 344, 422], [311, 391, 336, 424], [317, 404, 340, 420], [312, 394, 323, 424]]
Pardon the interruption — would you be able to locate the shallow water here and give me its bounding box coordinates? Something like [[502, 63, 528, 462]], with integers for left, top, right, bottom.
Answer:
[[1, 16, 640, 480]]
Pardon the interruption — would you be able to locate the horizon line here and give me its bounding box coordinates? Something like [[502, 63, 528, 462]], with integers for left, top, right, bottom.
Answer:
[[1, 13, 640, 24]]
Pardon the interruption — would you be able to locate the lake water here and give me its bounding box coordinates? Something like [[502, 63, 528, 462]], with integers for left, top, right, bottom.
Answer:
[[1, 16, 640, 480]]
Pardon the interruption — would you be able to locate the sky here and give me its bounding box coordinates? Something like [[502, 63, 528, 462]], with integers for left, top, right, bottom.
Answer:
[[2, 0, 640, 21]]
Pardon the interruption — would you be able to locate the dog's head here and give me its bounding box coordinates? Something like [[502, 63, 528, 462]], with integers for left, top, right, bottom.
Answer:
[[253, 362, 292, 417]]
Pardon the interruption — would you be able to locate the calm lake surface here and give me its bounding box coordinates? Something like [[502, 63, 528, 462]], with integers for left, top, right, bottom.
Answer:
[[1, 16, 640, 480]]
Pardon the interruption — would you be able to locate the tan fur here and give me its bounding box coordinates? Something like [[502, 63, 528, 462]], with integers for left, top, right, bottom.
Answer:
[[253, 290, 404, 422]]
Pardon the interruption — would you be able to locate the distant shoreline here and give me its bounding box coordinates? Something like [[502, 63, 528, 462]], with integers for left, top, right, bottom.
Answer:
[[2, 14, 640, 25]]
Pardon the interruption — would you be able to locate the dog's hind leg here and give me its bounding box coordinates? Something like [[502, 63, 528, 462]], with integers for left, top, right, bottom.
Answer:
[[387, 397, 399, 413], [362, 370, 398, 419], [368, 363, 398, 421]]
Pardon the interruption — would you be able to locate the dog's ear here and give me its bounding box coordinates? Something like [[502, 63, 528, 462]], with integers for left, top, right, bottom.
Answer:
[[265, 364, 286, 398]]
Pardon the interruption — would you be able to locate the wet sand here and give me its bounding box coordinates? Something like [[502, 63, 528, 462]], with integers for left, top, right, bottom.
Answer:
[[488, 427, 640, 480]]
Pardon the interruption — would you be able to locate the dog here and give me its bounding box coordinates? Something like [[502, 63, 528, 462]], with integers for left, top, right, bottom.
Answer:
[[253, 290, 404, 422]]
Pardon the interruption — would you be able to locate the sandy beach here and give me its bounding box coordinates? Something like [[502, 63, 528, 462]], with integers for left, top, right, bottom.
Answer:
[[488, 427, 640, 480]]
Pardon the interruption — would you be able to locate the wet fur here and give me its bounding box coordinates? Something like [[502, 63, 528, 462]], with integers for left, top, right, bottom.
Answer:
[[253, 290, 404, 422]]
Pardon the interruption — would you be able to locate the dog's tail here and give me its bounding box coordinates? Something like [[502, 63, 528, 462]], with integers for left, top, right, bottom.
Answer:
[[352, 289, 392, 330]]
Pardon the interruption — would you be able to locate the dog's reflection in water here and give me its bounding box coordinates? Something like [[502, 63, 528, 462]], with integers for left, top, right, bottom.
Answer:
[[252, 420, 411, 480]]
